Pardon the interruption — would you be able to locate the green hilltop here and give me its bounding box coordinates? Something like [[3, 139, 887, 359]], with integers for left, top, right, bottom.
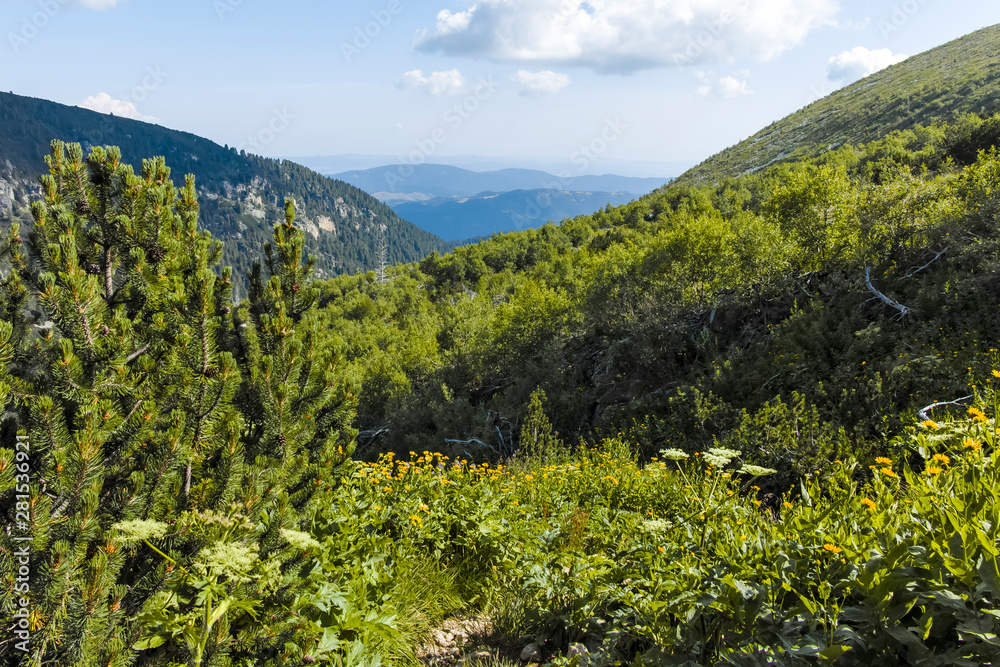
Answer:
[[678, 23, 1000, 184], [0, 91, 448, 282]]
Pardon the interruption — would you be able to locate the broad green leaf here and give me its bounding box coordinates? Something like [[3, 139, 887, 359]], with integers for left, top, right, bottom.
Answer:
[[132, 634, 167, 650]]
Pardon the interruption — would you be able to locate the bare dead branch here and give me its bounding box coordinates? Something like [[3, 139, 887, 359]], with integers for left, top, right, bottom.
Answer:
[[125, 344, 150, 364], [918, 395, 974, 422], [445, 437, 497, 453], [866, 267, 910, 318], [899, 247, 948, 280]]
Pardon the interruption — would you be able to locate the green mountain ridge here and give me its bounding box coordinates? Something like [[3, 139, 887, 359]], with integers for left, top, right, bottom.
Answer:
[[678, 23, 1000, 184], [0, 91, 449, 282]]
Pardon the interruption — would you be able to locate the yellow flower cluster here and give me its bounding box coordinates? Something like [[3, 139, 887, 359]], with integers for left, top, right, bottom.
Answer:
[[968, 407, 988, 423]]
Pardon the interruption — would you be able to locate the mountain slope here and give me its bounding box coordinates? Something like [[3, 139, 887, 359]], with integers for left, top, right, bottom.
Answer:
[[331, 164, 671, 202], [392, 189, 637, 241], [678, 23, 1000, 184], [0, 91, 448, 281]]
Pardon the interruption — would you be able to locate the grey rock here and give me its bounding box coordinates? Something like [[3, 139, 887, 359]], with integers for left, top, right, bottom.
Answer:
[[520, 642, 541, 662]]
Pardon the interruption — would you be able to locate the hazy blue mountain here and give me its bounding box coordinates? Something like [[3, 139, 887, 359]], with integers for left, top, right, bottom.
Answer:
[[329, 164, 671, 202], [0, 91, 448, 282], [392, 189, 638, 241]]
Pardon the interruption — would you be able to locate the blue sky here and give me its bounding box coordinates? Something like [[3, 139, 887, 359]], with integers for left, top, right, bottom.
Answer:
[[1, 0, 998, 176]]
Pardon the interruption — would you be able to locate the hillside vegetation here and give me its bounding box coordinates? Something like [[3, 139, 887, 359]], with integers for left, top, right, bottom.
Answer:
[[678, 24, 1000, 184], [2, 121, 1000, 665], [5, 37, 1000, 665], [320, 112, 1000, 488], [0, 92, 448, 281]]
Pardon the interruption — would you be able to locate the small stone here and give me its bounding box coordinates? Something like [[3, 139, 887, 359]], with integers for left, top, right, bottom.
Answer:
[[520, 643, 541, 662]]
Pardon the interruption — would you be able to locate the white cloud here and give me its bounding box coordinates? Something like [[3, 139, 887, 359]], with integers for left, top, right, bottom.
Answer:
[[716, 75, 753, 98], [73, 0, 129, 9], [415, 0, 840, 75], [695, 72, 753, 98], [77, 93, 158, 122], [511, 70, 571, 95], [395, 69, 467, 96], [827, 46, 907, 83]]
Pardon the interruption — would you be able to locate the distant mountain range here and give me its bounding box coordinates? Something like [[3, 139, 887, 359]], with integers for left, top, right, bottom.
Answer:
[[329, 164, 670, 203], [679, 23, 1000, 184], [392, 188, 639, 241], [315, 163, 670, 241], [291, 155, 693, 180], [0, 91, 448, 282]]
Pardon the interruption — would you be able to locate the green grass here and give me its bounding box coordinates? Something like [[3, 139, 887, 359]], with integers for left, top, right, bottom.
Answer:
[[297, 384, 1000, 666], [676, 24, 1000, 184]]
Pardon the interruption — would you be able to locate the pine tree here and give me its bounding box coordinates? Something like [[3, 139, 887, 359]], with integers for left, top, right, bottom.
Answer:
[[0, 143, 357, 666]]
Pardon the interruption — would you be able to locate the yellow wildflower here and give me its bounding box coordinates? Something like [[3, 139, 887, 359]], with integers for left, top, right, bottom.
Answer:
[[875, 456, 892, 465], [783, 502, 794, 510], [969, 407, 988, 423], [931, 453, 950, 466], [860, 498, 876, 511], [823, 544, 843, 554], [925, 466, 943, 475], [921, 420, 939, 429], [963, 437, 982, 451], [881, 467, 897, 478]]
